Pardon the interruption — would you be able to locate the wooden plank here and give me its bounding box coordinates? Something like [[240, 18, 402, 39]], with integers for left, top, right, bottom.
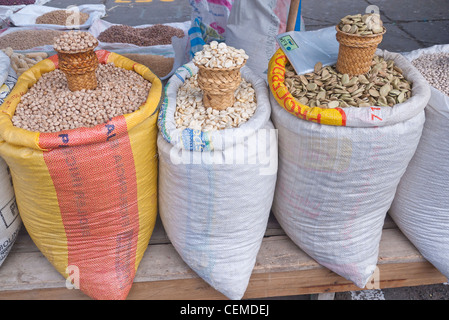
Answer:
[[0, 223, 445, 300]]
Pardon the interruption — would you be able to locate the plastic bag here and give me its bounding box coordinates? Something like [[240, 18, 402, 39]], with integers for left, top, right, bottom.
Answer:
[[157, 62, 278, 300], [0, 50, 162, 299], [268, 29, 431, 287], [389, 44, 449, 281]]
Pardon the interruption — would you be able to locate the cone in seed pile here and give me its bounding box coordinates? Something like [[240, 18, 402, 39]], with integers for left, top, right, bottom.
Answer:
[[193, 41, 248, 111], [54, 31, 99, 92], [335, 14, 386, 75]]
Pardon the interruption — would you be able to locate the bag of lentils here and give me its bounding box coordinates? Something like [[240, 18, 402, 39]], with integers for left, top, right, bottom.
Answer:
[[389, 44, 449, 281], [268, 34, 431, 288], [157, 42, 278, 300], [0, 32, 162, 299]]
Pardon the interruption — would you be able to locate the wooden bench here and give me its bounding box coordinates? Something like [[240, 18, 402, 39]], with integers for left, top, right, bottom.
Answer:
[[0, 213, 445, 300]]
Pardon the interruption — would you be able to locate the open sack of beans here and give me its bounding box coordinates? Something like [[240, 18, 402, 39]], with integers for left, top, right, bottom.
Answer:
[[157, 42, 278, 300], [8, 4, 105, 29], [389, 44, 449, 281], [0, 31, 162, 300], [89, 19, 190, 80], [0, 50, 21, 268], [268, 21, 431, 288]]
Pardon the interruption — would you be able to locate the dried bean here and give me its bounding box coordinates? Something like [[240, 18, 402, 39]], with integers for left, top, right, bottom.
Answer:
[[284, 55, 412, 108], [412, 52, 449, 96], [0, 29, 62, 50], [36, 10, 89, 26], [175, 74, 257, 131], [193, 41, 248, 69], [1, 47, 48, 76], [338, 13, 384, 35]]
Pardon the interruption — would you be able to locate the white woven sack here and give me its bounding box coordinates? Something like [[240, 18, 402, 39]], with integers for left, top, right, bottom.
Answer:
[[0, 52, 20, 267], [389, 44, 449, 281], [157, 62, 278, 299], [270, 49, 431, 288]]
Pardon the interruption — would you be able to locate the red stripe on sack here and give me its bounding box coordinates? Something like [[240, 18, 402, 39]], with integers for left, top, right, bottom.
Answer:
[[40, 116, 139, 300], [335, 108, 347, 126]]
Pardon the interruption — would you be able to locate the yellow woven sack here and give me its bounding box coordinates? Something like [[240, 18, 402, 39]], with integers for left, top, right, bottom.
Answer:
[[0, 50, 162, 300]]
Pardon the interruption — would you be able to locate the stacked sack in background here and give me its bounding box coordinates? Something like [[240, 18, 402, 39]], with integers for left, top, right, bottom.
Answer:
[[157, 42, 278, 299], [0, 32, 163, 299], [268, 24, 431, 288], [0, 50, 20, 268], [187, 0, 304, 79], [389, 44, 449, 282]]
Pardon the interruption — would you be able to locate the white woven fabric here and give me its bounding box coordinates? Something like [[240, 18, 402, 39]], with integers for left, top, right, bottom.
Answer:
[[270, 49, 430, 288]]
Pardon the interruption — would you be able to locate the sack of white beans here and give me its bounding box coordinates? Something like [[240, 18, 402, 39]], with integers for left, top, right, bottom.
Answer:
[[157, 61, 278, 300], [389, 44, 449, 281], [0, 51, 20, 268], [268, 45, 431, 288]]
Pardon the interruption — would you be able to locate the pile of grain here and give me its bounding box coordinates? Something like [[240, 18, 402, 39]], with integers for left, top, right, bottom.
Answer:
[[122, 53, 174, 78], [36, 10, 89, 26], [0, 29, 62, 50], [98, 24, 185, 46]]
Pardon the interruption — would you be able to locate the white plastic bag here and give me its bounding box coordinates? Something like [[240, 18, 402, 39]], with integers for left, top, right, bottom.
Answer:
[[225, 0, 304, 79], [0, 51, 20, 267], [157, 62, 278, 299], [9, 4, 105, 29], [389, 44, 449, 281], [269, 32, 431, 287]]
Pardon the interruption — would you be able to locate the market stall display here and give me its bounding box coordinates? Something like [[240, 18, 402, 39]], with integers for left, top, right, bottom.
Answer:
[[268, 18, 431, 288], [389, 44, 449, 282], [0, 32, 162, 300]]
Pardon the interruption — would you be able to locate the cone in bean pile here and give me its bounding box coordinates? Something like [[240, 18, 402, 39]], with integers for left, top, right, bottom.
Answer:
[[336, 13, 386, 75], [193, 41, 249, 110], [54, 30, 99, 92]]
